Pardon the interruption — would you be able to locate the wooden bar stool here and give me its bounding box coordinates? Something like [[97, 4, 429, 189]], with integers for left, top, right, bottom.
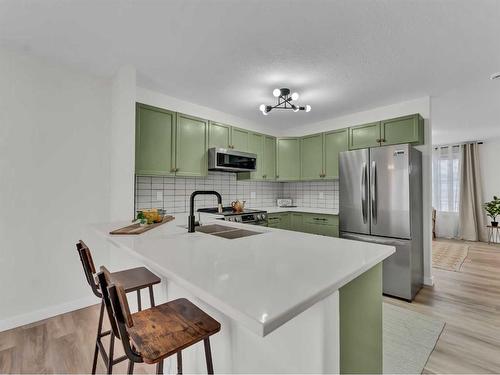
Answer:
[[96, 269, 221, 374], [76, 240, 161, 374]]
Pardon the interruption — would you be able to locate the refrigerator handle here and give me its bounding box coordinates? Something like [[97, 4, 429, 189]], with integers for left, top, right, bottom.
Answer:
[[371, 160, 377, 224], [361, 162, 368, 223]]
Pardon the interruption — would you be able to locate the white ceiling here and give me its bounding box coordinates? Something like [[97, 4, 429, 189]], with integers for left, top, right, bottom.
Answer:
[[1, 0, 499, 134]]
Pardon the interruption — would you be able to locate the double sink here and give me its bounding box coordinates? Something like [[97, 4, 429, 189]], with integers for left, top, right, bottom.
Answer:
[[195, 224, 261, 239]]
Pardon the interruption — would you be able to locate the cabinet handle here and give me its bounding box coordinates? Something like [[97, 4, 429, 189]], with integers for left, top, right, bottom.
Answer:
[[263, 175, 267, 178], [375, 138, 381, 143], [276, 175, 279, 178], [175, 168, 179, 172], [381, 139, 386, 143]]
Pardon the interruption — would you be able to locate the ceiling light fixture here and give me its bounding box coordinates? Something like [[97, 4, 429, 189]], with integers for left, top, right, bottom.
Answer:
[[259, 88, 311, 115], [490, 72, 500, 80]]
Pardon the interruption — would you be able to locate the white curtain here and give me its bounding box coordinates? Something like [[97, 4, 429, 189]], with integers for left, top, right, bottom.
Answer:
[[432, 145, 462, 238]]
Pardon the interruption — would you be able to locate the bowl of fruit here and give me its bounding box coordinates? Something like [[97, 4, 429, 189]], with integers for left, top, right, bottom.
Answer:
[[136, 208, 166, 225]]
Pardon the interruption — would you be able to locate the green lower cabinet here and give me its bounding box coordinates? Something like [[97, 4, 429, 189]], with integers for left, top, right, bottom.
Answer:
[[348, 121, 381, 150], [267, 213, 290, 230], [175, 113, 208, 177], [290, 213, 304, 232], [276, 138, 301, 181], [324, 129, 348, 179], [381, 113, 424, 146], [303, 213, 339, 237], [339, 263, 383, 374], [135, 104, 176, 176], [301, 133, 324, 180], [268, 212, 339, 237]]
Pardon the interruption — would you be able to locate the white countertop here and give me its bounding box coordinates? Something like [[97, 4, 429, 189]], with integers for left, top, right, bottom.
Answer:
[[91, 213, 393, 336]]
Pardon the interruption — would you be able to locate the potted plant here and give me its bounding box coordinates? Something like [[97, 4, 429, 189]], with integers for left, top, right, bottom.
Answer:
[[483, 196, 500, 227]]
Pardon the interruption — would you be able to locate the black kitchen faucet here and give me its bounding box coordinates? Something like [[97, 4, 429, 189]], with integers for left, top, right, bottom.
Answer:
[[188, 191, 223, 232]]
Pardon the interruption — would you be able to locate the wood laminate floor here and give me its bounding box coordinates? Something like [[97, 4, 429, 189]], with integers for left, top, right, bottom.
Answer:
[[385, 239, 500, 374], [1, 239, 500, 374]]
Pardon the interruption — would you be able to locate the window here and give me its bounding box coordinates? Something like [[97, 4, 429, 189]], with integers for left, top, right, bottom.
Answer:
[[432, 145, 461, 212]]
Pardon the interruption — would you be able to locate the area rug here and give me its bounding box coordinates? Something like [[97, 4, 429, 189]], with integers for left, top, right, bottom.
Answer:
[[432, 241, 469, 271], [383, 303, 445, 374]]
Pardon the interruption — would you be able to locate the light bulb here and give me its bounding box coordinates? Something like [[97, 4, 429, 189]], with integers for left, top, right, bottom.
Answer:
[[259, 104, 266, 112], [305, 105, 312, 112], [291, 92, 299, 101], [273, 88, 281, 97]]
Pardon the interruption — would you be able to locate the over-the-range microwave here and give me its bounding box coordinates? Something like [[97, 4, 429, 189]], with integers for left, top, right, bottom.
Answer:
[[208, 147, 257, 172]]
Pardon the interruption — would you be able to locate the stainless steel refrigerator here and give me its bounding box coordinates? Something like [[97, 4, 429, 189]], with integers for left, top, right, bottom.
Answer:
[[339, 144, 423, 301]]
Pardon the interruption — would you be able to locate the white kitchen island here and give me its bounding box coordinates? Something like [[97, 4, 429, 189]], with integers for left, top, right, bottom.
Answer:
[[85, 213, 394, 374]]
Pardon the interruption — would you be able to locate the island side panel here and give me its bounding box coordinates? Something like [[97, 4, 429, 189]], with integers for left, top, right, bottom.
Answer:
[[339, 263, 383, 374]]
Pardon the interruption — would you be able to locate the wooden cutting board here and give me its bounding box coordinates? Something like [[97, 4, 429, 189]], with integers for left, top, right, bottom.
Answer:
[[110, 215, 175, 235]]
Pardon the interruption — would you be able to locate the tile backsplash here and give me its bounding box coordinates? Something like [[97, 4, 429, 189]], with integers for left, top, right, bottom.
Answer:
[[135, 172, 339, 213], [282, 180, 339, 209]]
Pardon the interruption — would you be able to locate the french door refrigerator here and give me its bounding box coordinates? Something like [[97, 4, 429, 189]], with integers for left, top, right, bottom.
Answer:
[[339, 144, 423, 301]]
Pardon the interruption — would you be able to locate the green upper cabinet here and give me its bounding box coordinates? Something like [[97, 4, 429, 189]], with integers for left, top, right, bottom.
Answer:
[[324, 129, 348, 179], [276, 138, 301, 181], [248, 132, 264, 180], [301, 133, 324, 180], [348, 122, 381, 150], [175, 113, 208, 177], [135, 104, 176, 176], [263, 136, 276, 180], [381, 114, 424, 146], [208, 121, 231, 149], [349, 114, 424, 150], [231, 127, 249, 151]]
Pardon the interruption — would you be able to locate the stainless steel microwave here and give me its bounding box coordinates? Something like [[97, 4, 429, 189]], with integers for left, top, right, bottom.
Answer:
[[208, 147, 257, 172]]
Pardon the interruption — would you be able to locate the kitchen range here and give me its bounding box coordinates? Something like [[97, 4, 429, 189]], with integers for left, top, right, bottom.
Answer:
[[198, 206, 268, 225]]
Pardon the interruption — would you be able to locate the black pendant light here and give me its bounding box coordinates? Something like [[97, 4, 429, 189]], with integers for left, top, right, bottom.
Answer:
[[259, 88, 311, 115]]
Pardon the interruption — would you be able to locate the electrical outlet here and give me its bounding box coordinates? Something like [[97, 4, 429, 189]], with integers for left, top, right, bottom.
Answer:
[[251, 192, 256, 199], [318, 192, 324, 199], [156, 191, 163, 201]]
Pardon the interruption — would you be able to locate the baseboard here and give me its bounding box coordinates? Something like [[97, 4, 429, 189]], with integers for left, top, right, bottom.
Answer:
[[0, 295, 99, 332], [424, 275, 434, 286]]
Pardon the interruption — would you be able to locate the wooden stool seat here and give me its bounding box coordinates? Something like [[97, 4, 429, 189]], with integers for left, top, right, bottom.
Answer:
[[128, 298, 221, 364], [110, 267, 161, 293]]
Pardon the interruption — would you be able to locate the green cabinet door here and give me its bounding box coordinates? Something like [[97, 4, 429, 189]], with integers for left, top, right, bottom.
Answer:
[[135, 104, 176, 176], [231, 127, 249, 151], [291, 213, 304, 232], [208, 121, 231, 148], [263, 136, 276, 180], [268, 212, 290, 229], [301, 133, 324, 180], [248, 132, 264, 179], [175, 113, 208, 177], [324, 129, 348, 179], [348, 122, 381, 150], [381, 114, 424, 146], [277, 138, 301, 181]]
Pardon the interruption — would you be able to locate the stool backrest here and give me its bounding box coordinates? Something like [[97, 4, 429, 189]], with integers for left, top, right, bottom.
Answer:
[[106, 281, 143, 363], [96, 269, 120, 339], [76, 240, 101, 298]]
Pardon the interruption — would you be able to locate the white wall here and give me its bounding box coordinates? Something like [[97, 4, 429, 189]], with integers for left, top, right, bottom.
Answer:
[[0, 49, 111, 330], [137, 87, 273, 135], [480, 137, 500, 202], [110, 65, 136, 221]]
